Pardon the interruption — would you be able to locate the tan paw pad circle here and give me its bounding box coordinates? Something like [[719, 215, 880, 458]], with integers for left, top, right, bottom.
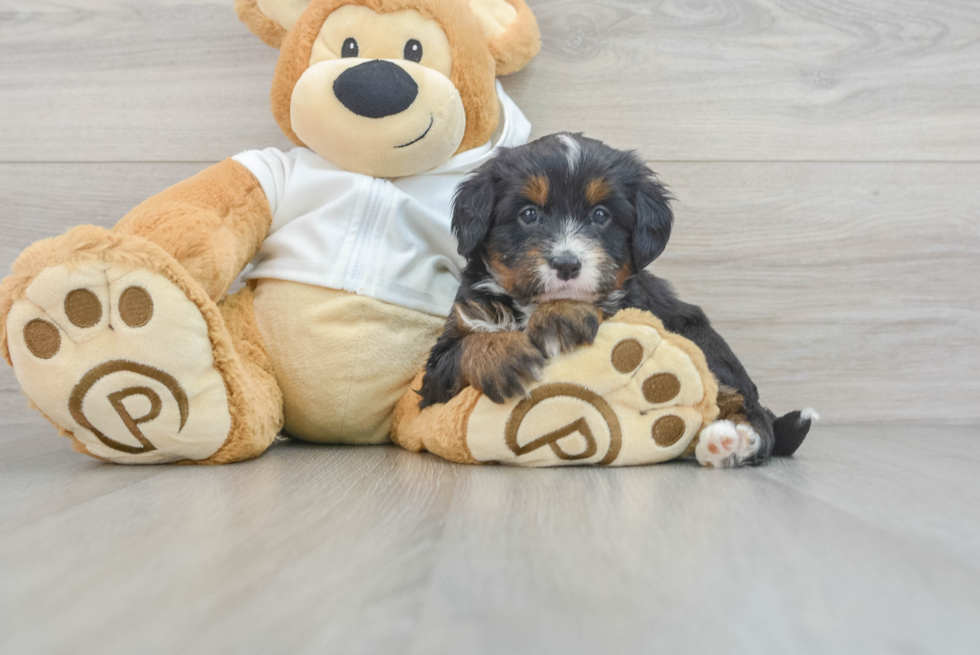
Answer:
[[611, 338, 644, 374], [642, 372, 681, 404], [651, 414, 686, 446], [119, 286, 154, 327], [64, 288, 102, 328], [23, 319, 61, 359]]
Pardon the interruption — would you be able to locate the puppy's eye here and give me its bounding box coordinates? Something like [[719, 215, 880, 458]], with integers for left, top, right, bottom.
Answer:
[[404, 39, 423, 63], [342, 38, 359, 58], [591, 207, 611, 225], [519, 207, 539, 225]]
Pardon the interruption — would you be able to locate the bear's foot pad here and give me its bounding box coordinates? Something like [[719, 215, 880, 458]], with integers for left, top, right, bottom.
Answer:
[[7, 263, 231, 463], [459, 311, 719, 467]]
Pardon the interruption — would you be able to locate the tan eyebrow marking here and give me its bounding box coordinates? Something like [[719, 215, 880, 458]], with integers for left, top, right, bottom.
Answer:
[[585, 177, 611, 205], [522, 174, 549, 205]]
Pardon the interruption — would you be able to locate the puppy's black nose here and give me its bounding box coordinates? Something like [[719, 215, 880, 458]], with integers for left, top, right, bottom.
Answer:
[[550, 254, 582, 281], [333, 60, 418, 119]]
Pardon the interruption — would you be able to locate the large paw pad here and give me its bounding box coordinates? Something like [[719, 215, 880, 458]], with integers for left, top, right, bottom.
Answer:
[[463, 317, 715, 466], [6, 264, 231, 463]]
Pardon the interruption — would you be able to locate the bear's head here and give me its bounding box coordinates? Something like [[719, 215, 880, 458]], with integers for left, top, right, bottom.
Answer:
[[235, 0, 540, 178]]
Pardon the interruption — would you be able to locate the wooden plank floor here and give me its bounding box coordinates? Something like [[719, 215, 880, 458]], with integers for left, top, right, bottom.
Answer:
[[1, 1, 979, 652], [2, 423, 979, 654], [1, 0, 978, 424]]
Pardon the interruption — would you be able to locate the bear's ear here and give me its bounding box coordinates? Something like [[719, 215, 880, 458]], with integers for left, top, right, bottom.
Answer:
[[235, 0, 313, 48], [469, 0, 541, 75]]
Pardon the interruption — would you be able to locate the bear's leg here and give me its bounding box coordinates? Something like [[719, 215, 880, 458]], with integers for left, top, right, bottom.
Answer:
[[391, 309, 723, 467], [209, 285, 285, 463], [391, 373, 481, 464], [252, 281, 443, 445], [0, 226, 283, 464]]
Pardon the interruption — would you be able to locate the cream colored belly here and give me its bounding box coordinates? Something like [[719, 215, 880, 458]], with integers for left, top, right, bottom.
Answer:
[[252, 279, 444, 444]]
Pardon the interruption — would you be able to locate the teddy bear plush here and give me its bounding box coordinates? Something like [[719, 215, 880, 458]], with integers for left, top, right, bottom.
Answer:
[[0, 0, 787, 469], [0, 0, 544, 464]]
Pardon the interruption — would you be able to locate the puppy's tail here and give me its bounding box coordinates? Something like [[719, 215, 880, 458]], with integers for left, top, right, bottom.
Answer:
[[770, 408, 819, 457]]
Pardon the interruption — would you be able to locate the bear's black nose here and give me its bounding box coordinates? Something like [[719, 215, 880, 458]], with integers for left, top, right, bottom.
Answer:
[[333, 60, 418, 119], [550, 255, 582, 281]]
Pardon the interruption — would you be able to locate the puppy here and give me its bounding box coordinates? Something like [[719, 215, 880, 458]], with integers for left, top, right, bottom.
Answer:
[[419, 133, 814, 467]]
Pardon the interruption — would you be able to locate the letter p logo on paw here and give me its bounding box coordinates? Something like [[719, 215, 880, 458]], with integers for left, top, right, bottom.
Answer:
[[502, 383, 623, 466], [69, 360, 189, 456]]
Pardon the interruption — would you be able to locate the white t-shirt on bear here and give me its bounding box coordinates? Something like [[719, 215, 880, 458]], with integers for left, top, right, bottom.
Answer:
[[232, 82, 531, 318]]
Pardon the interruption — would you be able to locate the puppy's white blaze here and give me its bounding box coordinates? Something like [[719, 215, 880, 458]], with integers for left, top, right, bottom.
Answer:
[[457, 303, 520, 333], [557, 133, 582, 173], [800, 407, 820, 423], [536, 262, 595, 302], [537, 219, 605, 301]]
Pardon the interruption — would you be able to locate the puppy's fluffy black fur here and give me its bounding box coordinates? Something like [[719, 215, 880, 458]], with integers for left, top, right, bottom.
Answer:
[[419, 133, 811, 465]]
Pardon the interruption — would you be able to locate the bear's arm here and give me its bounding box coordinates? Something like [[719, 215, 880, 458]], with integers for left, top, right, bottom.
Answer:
[[113, 159, 273, 302]]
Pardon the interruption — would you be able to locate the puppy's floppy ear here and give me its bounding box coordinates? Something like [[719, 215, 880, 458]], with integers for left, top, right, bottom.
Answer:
[[452, 169, 497, 258], [469, 0, 542, 75], [632, 172, 674, 270], [235, 0, 312, 48]]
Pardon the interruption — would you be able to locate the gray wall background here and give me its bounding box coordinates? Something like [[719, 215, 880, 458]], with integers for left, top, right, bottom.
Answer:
[[1, 0, 978, 427]]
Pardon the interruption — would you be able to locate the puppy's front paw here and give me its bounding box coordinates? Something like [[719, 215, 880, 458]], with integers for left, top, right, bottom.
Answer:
[[527, 301, 601, 358], [461, 332, 546, 404], [695, 420, 762, 468]]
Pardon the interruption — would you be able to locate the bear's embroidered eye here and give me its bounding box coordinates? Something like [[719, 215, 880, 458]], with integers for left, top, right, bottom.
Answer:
[[519, 207, 539, 225], [342, 38, 359, 58], [591, 207, 610, 226], [404, 39, 423, 63]]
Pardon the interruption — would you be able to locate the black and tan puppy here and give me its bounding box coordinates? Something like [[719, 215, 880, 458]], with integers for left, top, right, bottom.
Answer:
[[419, 133, 814, 467]]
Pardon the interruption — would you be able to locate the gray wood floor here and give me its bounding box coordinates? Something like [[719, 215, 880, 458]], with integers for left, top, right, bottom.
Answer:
[[2, 423, 979, 654], [1, 1, 978, 653]]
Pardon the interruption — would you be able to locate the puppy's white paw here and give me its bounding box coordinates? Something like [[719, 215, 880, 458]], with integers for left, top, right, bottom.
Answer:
[[696, 420, 761, 468]]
